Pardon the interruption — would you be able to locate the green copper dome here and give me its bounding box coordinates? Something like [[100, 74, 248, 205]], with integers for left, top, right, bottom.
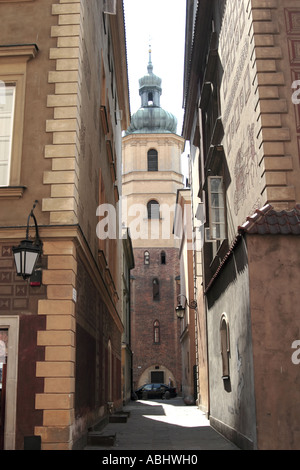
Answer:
[[125, 50, 178, 135], [127, 106, 177, 134]]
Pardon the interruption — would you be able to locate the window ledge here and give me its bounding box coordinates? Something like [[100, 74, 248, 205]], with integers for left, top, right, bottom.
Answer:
[[0, 44, 38, 59], [0, 186, 26, 199]]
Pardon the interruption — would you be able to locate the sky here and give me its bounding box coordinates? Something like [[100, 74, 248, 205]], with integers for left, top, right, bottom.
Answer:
[[123, 0, 187, 135]]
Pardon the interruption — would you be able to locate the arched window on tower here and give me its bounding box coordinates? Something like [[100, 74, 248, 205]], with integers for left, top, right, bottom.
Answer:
[[147, 149, 158, 171], [161, 251, 166, 265], [144, 251, 150, 265], [153, 278, 159, 301], [153, 320, 160, 344], [147, 200, 160, 219]]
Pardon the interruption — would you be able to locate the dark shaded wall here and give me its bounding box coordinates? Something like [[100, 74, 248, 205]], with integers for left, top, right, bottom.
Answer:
[[206, 238, 257, 450], [74, 251, 122, 444]]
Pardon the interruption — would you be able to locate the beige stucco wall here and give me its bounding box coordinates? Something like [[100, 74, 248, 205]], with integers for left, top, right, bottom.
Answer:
[[122, 132, 184, 249], [0, 0, 56, 227], [248, 233, 300, 450], [218, 0, 300, 243]]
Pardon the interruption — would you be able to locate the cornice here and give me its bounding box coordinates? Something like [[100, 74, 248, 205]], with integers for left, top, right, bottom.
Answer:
[[0, 43, 38, 60]]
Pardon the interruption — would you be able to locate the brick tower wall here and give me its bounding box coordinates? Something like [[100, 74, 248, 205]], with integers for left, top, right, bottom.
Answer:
[[131, 247, 182, 393]]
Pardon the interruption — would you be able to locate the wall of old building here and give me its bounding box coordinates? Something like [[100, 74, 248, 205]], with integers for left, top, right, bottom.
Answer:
[[186, 120, 209, 412], [0, 0, 129, 450], [73, 247, 122, 448], [130, 247, 181, 391], [182, 0, 300, 451], [206, 238, 257, 450], [0, 0, 56, 450], [174, 189, 197, 403], [122, 133, 184, 250], [247, 233, 300, 450], [0, 0, 55, 227], [122, 116, 184, 392]]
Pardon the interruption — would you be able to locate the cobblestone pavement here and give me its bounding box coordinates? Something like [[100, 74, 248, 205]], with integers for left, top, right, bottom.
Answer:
[[85, 397, 240, 451]]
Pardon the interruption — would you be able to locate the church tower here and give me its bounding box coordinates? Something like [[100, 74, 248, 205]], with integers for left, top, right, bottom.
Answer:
[[122, 50, 185, 392]]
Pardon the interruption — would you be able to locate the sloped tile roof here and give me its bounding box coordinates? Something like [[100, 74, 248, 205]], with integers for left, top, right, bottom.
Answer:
[[238, 204, 300, 235], [205, 204, 300, 294]]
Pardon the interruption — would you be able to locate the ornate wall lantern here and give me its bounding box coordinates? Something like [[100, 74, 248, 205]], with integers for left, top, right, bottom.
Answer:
[[12, 201, 43, 280], [175, 294, 197, 319]]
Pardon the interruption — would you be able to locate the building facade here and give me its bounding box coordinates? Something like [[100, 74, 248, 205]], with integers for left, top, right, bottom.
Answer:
[[182, 0, 300, 449], [122, 53, 184, 393], [173, 188, 198, 403], [121, 228, 134, 405], [0, 0, 130, 450]]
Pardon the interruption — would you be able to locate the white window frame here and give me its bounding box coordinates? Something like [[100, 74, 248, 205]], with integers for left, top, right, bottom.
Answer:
[[0, 83, 16, 187], [0, 44, 38, 198], [207, 176, 226, 241]]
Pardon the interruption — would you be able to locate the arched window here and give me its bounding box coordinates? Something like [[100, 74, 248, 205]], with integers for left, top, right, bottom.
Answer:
[[147, 200, 159, 219], [220, 314, 230, 379], [153, 320, 160, 344], [160, 251, 166, 265], [147, 149, 158, 171], [144, 250, 150, 265], [153, 278, 159, 301], [148, 92, 153, 105]]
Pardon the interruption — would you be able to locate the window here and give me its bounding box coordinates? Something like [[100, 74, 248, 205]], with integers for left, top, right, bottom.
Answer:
[[0, 84, 15, 186], [220, 314, 230, 379], [144, 251, 150, 265], [153, 320, 160, 343], [153, 278, 159, 301], [100, 51, 109, 135], [103, 0, 116, 14], [143, 384, 152, 392], [0, 44, 37, 197], [208, 176, 226, 240], [148, 92, 153, 105], [160, 251, 166, 265], [147, 149, 158, 171], [147, 200, 159, 219]]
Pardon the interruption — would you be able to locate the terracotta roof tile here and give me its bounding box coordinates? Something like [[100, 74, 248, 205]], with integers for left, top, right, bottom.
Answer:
[[238, 204, 300, 235]]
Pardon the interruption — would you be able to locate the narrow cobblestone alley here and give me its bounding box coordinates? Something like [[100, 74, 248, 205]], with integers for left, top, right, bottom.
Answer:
[[85, 397, 239, 452]]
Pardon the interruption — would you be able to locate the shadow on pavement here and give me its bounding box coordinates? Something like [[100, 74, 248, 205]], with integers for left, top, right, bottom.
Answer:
[[85, 397, 240, 451]]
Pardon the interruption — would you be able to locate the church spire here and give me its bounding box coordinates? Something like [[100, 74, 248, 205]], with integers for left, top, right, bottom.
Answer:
[[125, 47, 177, 135], [148, 44, 153, 74]]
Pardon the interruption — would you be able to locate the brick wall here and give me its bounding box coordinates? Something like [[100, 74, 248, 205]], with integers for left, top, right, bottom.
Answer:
[[0, 243, 47, 449], [131, 247, 182, 391], [75, 249, 122, 427]]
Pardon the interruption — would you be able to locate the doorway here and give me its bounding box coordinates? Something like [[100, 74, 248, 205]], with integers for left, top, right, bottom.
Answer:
[[0, 317, 19, 450], [151, 371, 164, 383]]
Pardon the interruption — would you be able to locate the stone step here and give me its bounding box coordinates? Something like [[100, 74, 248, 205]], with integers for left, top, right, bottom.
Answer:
[[109, 413, 128, 423], [87, 432, 116, 447]]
